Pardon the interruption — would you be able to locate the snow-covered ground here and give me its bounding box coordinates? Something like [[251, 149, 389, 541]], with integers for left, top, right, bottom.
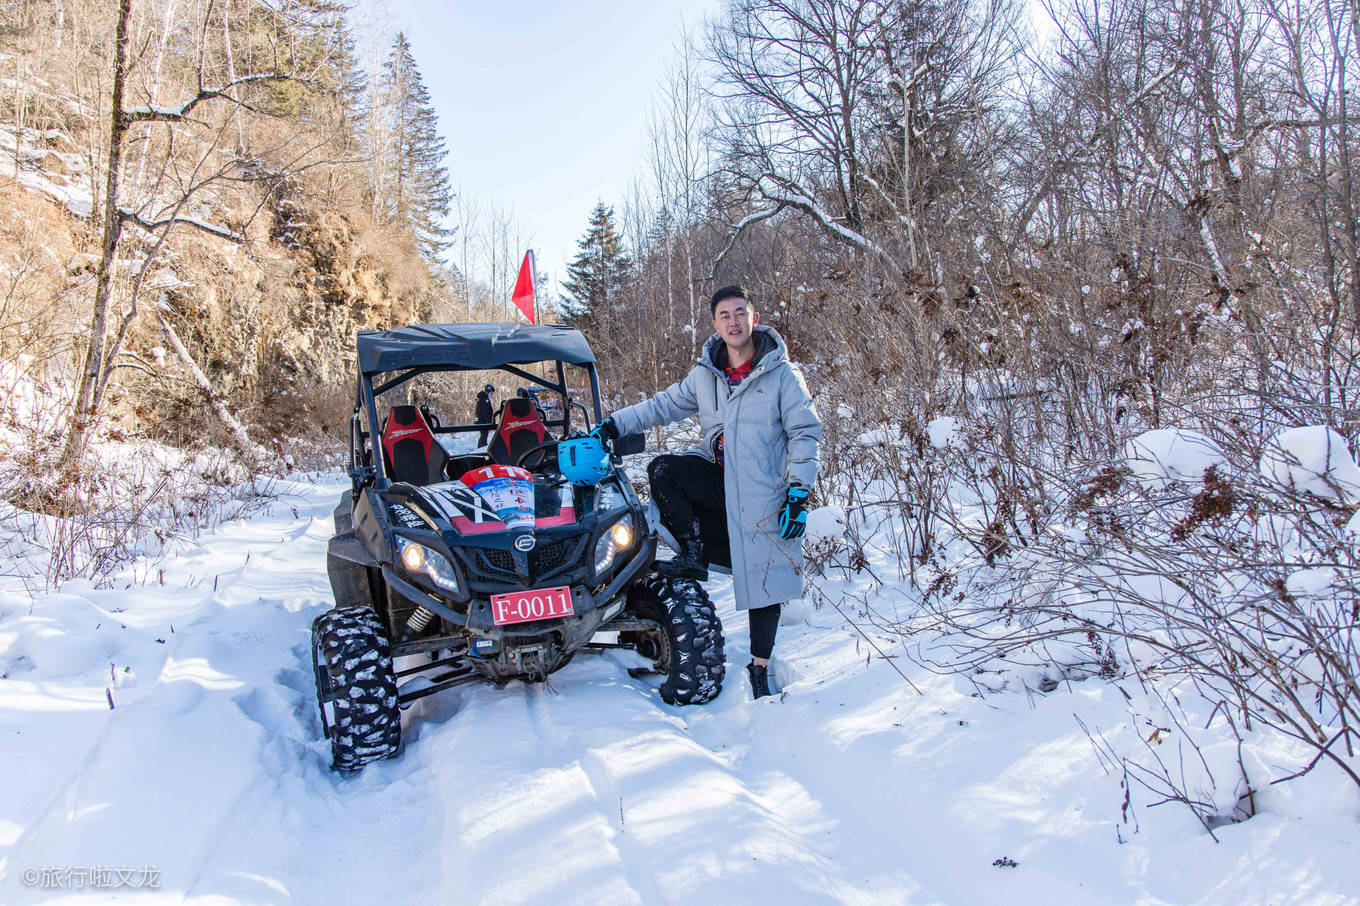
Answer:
[[0, 472, 1357, 904]]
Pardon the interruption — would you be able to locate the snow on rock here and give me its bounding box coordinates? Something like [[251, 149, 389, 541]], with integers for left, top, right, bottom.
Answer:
[[805, 504, 847, 541], [1124, 428, 1226, 489], [927, 416, 962, 449], [0, 131, 93, 218], [1250, 742, 1360, 822], [1260, 425, 1360, 503]]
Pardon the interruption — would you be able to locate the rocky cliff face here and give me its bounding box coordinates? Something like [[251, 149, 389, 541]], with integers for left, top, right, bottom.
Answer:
[[1, 122, 434, 458], [0, 4, 446, 467]]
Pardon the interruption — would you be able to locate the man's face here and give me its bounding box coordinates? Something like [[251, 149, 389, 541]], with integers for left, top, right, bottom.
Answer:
[[713, 296, 758, 349]]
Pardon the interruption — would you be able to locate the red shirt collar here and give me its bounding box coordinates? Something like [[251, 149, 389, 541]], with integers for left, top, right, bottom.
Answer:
[[723, 359, 753, 386]]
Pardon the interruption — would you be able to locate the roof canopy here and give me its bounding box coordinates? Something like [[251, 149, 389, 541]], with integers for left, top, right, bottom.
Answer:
[[356, 323, 596, 375]]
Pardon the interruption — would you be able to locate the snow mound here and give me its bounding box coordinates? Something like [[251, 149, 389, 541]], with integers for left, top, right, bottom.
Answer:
[[856, 426, 894, 446], [805, 505, 847, 541], [1124, 429, 1226, 489], [1345, 508, 1360, 542], [1285, 567, 1340, 599], [1261, 425, 1360, 503], [927, 416, 962, 449], [5, 595, 132, 676], [779, 596, 813, 623]]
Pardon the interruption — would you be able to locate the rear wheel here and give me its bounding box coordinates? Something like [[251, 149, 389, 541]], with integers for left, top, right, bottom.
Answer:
[[628, 575, 725, 705], [312, 607, 401, 772]]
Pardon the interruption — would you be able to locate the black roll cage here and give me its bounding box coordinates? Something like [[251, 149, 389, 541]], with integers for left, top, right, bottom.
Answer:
[[350, 359, 605, 491]]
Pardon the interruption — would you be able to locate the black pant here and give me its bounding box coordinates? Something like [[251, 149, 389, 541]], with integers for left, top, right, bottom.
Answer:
[[749, 603, 780, 660], [647, 454, 730, 567], [648, 453, 779, 657]]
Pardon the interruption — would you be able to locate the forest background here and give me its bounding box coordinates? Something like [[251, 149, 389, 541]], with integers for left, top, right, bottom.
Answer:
[[3, 0, 1352, 487], [3, 0, 1360, 830]]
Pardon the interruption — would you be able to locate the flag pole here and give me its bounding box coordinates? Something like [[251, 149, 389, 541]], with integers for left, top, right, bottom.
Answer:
[[529, 249, 537, 325]]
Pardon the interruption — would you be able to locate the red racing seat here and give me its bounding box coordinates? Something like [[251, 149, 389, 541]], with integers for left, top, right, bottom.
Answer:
[[381, 405, 449, 485], [488, 397, 549, 467]]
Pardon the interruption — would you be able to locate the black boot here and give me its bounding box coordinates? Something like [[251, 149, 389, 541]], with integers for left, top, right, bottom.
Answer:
[[746, 661, 772, 699], [657, 535, 707, 581]]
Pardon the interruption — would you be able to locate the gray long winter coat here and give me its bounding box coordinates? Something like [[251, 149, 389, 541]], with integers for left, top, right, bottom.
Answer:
[[611, 325, 821, 611]]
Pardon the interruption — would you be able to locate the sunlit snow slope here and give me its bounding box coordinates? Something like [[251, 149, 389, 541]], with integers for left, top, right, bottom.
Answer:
[[0, 475, 1355, 905]]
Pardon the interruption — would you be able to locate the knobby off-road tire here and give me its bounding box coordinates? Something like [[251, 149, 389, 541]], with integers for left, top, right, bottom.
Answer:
[[629, 575, 725, 705], [312, 606, 400, 772]]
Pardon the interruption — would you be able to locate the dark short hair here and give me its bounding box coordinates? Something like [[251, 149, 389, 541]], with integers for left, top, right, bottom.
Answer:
[[710, 285, 751, 316]]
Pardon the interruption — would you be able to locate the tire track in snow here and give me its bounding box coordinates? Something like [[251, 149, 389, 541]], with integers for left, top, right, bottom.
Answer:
[[410, 676, 648, 904], [411, 635, 900, 904], [0, 711, 118, 886], [520, 675, 669, 905], [4, 477, 920, 903], [578, 746, 670, 906]]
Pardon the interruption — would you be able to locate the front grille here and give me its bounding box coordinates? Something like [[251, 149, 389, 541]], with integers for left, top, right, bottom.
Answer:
[[535, 537, 588, 580], [480, 549, 515, 574], [531, 540, 572, 573], [464, 537, 588, 585]]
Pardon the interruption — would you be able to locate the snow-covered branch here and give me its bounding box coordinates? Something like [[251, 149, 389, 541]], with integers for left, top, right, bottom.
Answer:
[[1130, 59, 1188, 106], [859, 171, 909, 227], [118, 208, 245, 243], [756, 176, 904, 275], [709, 204, 783, 279], [122, 73, 295, 123]]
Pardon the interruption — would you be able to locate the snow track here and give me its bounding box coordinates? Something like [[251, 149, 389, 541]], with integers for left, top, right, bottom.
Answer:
[[1, 474, 1357, 904]]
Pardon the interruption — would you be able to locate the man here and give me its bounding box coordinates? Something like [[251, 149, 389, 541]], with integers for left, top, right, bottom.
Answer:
[[594, 286, 821, 699], [474, 384, 494, 446]]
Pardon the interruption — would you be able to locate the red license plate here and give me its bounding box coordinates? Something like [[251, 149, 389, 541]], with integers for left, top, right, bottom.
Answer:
[[490, 585, 575, 626]]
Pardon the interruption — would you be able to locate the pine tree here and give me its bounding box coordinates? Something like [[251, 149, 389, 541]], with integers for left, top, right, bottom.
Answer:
[[264, 0, 367, 137], [563, 203, 633, 327], [378, 33, 454, 260]]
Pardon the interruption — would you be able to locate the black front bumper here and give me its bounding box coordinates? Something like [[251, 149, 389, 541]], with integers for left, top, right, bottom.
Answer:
[[384, 534, 656, 658]]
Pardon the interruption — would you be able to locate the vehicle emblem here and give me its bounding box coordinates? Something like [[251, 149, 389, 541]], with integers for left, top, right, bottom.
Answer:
[[514, 534, 536, 551]]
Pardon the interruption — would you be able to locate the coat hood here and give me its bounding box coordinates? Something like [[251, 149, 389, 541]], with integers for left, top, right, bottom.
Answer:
[[701, 324, 788, 376]]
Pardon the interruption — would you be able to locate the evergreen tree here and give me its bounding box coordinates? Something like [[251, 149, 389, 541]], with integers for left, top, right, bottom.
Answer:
[[258, 1, 367, 146], [378, 33, 454, 260], [563, 203, 633, 326]]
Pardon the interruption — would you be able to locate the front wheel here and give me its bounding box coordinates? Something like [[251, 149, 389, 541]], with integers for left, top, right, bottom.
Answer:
[[628, 575, 725, 705], [312, 607, 401, 772]]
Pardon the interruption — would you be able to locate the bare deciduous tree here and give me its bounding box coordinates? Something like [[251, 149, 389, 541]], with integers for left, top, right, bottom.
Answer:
[[60, 0, 324, 472]]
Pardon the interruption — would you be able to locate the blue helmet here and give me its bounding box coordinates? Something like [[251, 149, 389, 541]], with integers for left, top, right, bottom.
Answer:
[[558, 435, 610, 486]]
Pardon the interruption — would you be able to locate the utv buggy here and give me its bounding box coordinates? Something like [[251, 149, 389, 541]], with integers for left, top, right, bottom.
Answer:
[[315, 323, 725, 771]]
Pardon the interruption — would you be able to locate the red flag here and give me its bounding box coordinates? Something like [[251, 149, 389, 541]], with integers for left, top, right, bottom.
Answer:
[[512, 250, 536, 324]]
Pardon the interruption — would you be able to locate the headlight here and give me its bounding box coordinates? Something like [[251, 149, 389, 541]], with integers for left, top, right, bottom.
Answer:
[[395, 536, 461, 595], [593, 514, 635, 577]]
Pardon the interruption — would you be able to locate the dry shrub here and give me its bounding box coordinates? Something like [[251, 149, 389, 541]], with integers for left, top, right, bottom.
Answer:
[[0, 181, 86, 378]]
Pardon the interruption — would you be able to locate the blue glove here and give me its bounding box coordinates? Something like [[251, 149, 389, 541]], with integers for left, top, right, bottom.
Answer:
[[778, 486, 809, 540], [590, 417, 619, 447]]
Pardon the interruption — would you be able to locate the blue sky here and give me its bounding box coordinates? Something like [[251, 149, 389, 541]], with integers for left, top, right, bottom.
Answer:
[[377, 0, 726, 295]]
